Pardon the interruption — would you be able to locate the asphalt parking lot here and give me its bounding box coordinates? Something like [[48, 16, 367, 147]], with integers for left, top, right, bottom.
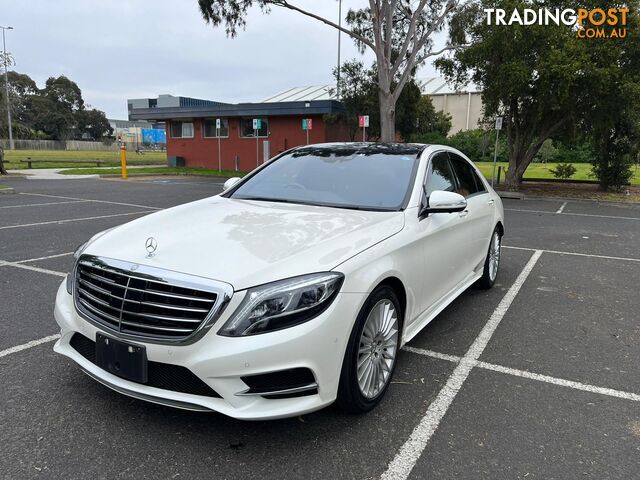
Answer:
[[1, 176, 639, 480]]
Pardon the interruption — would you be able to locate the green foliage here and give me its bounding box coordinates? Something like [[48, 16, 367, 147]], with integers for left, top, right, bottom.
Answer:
[[408, 128, 506, 163], [332, 60, 436, 141], [549, 163, 577, 180], [0, 72, 112, 141]]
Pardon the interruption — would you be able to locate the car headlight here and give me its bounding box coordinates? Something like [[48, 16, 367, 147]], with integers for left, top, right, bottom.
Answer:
[[218, 272, 344, 337], [65, 229, 113, 294]]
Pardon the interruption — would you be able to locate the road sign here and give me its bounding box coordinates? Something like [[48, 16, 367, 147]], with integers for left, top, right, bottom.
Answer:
[[253, 118, 261, 130], [359, 115, 370, 128], [216, 118, 221, 129], [302, 118, 313, 130], [495, 117, 503, 130]]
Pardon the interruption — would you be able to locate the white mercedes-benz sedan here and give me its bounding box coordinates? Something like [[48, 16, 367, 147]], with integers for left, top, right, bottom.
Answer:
[[54, 143, 504, 420]]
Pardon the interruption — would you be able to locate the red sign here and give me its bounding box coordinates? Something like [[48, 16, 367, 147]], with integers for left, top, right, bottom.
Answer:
[[359, 115, 370, 128], [307, 118, 313, 130]]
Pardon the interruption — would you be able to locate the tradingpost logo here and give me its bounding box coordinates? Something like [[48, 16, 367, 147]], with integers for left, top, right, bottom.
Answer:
[[484, 7, 629, 38]]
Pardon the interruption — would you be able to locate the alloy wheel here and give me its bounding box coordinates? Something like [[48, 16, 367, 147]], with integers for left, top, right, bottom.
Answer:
[[356, 299, 399, 399], [489, 232, 501, 282]]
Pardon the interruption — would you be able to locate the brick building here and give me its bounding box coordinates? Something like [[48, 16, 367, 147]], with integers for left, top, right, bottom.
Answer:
[[128, 89, 348, 171]]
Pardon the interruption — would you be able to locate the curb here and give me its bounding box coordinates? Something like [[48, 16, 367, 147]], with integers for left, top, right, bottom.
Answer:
[[496, 191, 525, 200]]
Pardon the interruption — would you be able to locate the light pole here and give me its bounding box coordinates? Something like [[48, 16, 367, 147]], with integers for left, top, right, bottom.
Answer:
[[336, 0, 342, 100], [1, 26, 14, 150]]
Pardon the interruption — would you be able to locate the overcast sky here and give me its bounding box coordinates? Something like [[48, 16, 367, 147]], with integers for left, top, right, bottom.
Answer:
[[5, 0, 441, 119]]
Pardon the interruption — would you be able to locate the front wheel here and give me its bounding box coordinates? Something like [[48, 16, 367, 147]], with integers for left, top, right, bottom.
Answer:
[[336, 286, 401, 413], [477, 227, 501, 289]]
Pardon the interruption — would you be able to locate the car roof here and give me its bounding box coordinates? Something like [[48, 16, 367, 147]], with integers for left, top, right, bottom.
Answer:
[[291, 142, 428, 157]]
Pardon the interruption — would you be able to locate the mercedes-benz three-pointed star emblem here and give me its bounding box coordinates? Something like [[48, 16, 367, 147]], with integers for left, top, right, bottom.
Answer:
[[145, 237, 158, 257]]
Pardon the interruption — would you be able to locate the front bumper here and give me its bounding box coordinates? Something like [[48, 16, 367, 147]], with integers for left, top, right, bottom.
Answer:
[[53, 281, 366, 420]]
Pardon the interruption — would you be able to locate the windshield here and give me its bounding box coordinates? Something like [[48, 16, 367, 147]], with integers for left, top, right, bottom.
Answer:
[[229, 144, 421, 211]]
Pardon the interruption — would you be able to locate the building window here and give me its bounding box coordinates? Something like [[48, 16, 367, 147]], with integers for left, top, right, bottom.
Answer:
[[203, 118, 229, 138], [170, 121, 194, 138], [240, 118, 268, 138]]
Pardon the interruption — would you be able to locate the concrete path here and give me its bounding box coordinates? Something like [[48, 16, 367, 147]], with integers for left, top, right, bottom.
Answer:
[[11, 165, 163, 180]]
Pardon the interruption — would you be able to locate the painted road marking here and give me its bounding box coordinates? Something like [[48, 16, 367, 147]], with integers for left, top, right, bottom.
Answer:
[[505, 208, 640, 221], [381, 250, 543, 480], [556, 201, 567, 214], [0, 211, 149, 230], [15, 252, 74, 264], [0, 334, 61, 359], [0, 200, 90, 209], [404, 346, 640, 403], [19, 192, 161, 210], [503, 245, 640, 263], [0, 260, 67, 277]]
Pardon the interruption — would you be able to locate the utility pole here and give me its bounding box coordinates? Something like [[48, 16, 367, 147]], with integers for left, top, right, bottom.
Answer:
[[1, 26, 14, 150], [336, 0, 342, 99]]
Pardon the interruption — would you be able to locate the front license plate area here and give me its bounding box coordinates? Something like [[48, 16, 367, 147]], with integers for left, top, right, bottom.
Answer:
[[96, 333, 148, 383]]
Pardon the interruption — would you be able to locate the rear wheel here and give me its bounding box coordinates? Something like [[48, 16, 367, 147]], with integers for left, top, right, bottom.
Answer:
[[336, 286, 401, 413], [477, 227, 501, 289]]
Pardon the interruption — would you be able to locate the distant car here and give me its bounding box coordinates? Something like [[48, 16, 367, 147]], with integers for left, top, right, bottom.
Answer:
[[54, 143, 504, 420]]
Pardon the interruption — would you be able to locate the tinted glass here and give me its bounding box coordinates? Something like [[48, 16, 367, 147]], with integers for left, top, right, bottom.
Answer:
[[203, 118, 229, 137], [426, 153, 456, 195], [449, 154, 481, 197], [230, 146, 420, 211], [240, 118, 268, 137]]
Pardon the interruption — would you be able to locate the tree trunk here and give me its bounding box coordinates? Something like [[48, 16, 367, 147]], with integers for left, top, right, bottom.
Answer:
[[0, 147, 7, 175], [379, 89, 396, 142]]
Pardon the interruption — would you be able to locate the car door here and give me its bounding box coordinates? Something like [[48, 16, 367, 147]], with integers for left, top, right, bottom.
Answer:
[[448, 153, 494, 272], [416, 152, 470, 315]]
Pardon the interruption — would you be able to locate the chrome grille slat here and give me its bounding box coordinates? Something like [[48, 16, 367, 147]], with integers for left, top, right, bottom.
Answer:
[[125, 285, 216, 303], [73, 256, 232, 343]]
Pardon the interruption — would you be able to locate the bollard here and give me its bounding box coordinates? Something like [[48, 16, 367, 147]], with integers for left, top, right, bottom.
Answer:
[[497, 166, 502, 185], [120, 144, 128, 179]]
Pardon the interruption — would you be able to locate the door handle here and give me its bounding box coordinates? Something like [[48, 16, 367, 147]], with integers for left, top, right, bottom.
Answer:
[[459, 210, 469, 218], [488, 199, 495, 205]]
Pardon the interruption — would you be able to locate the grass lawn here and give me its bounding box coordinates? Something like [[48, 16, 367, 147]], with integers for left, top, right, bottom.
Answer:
[[59, 166, 246, 178], [475, 161, 640, 185], [61, 161, 640, 185], [3, 149, 166, 169]]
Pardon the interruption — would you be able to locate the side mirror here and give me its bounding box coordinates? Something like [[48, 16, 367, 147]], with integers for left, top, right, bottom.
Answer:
[[421, 190, 467, 216], [222, 177, 241, 191]]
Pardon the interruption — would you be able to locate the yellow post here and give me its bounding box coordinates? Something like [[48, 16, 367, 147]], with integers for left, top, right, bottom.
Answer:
[[120, 144, 128, 179]]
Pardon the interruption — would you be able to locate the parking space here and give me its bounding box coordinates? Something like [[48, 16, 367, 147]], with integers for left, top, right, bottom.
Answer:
[[1, 177, 639, 479]]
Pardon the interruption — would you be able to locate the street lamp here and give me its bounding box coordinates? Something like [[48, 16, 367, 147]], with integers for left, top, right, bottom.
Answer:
[[1, 26, 14, 150], [336, 0, 342, 100]]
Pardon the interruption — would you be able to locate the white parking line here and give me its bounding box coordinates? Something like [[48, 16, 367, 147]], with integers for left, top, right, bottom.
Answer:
[[19, 192, 161, 210], [15, 252, 74, 264], [0, 260, 67, 277], [403, 347, 640, 403], [503, 245, 640, 263], [0, 200, 90, 209], [505, 207, 640, 221], [0, 211, 150, 230], [556, 201, 567, 214], [382, 250, 543, 480], [0, 334, 61, 359]]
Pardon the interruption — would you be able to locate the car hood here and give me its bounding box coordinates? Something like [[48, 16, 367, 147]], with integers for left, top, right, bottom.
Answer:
[[84, 196, 405, 291]]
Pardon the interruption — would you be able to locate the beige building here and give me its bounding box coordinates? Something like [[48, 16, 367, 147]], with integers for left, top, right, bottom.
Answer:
[[419, 77, 483, 133]]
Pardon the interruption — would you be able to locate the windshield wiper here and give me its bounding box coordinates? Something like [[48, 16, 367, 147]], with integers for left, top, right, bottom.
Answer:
[[235, 196, 297, 204]]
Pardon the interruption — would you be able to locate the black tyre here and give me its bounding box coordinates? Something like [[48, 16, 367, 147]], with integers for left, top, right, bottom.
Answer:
[[477, 227, 502, 289], [336, 286, 401, 413]]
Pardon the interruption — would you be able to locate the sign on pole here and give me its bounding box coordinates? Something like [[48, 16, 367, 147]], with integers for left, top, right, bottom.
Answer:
[[216, 118, 221, 130], [491, 117, 503, 187], [359, 115, 369, 141], [216, 118, 222, 172], [302, 118, 313, 144], [253, 118, 261, 131]]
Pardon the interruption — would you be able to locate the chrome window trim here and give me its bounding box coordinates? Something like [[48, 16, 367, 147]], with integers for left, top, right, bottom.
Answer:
[[72, 254, 233, 346]]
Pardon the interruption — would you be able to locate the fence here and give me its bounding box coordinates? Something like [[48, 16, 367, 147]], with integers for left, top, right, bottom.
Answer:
[[0, 139, 142, 151]]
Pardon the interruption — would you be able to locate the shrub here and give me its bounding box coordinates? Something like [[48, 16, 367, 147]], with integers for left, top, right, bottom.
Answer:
[[549, 163, 577, 180]]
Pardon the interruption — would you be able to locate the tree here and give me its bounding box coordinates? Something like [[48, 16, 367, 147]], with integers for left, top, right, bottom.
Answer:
[[332, 59, 429, 141], [198, 0, 463, 141], [76, 108, 113, 140], [0, 71, 38, 137], [578, 0, 640, 190], [438, 0, 588, 190], [414, 95, 451, 138], [43, 75, 84, 113]]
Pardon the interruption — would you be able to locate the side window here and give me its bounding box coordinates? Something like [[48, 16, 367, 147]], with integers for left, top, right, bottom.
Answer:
[[425, 153, 456, 195], [449, 154, 481, 198]]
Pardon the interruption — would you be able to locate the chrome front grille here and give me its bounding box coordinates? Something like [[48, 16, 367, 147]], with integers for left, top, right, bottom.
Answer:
[[73, 255, 233, 343]]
